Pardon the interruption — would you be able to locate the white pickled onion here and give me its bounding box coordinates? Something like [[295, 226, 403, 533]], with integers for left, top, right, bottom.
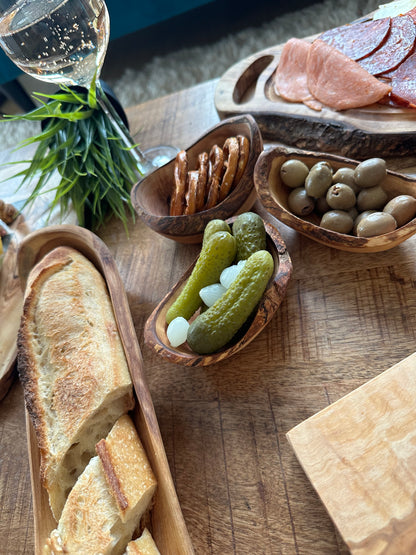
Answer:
[[167, 317, 190, 347]]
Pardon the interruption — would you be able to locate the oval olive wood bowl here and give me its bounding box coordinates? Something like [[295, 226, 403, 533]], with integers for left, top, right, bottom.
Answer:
[[144, 207, 292, 367], [17, 225, 194, 555], [254, 145, 416, 253], [131, 114, 263, 244]]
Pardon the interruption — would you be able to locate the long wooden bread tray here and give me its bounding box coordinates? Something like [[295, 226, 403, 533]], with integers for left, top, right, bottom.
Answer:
[[17, 224, 195, 555], [214, 15, 416, 159]]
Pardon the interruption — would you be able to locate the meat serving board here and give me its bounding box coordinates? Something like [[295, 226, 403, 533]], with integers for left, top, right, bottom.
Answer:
[[214, 16, 416, 159]]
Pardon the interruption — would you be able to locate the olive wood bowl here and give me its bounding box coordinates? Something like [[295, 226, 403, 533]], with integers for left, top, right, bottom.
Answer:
[[131, 114, 263, 244], [254, 145, 416, 253], [17, 225, 194, 555], [144, 206, 293, 366]]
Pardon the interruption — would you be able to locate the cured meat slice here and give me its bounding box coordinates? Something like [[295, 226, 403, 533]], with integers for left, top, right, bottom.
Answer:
[[273, 38, 322, 111], [359, 15, 416, 75], [319, 18, 391, 61], [389, 51, 416, 107], [307, 40, 392, 111]]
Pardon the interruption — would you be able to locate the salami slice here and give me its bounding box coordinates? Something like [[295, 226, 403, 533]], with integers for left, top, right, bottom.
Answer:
[[273, 38, 322, 111], [389, 51, 416, 107], [307, 40, 392, 111], [319, 18, 391, 61], [359, 15, 416, 75]]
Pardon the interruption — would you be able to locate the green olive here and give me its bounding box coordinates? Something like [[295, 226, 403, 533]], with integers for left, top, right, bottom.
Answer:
[[356, 212, 397, 237], [354, 158, 387, 188], [304, 161, 333, 198], [352, 210, 376, 235], [320, 210, 354, 234], [326, 183, 356, 210], [287, 187, 315, 216], [333, 167, 360, 193], [357, 185, 388, 211], [280, 159, 310, 188], [315, 196, 330, 215], [383, 195, 416, 227]]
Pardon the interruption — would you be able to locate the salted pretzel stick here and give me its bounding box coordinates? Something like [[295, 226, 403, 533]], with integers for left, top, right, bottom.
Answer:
[[195, 151, 208, 212], [205, 145, 224, 210], [234, 135, 250, 184], [185, 171, 199, 215], [170, 150, 188, 216], [219, 137, 239, 202]]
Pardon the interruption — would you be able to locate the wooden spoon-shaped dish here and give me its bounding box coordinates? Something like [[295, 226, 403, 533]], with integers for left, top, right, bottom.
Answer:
[[130, 114, 263, 244], [144, 209, 292, 366], [17, 225, 194, 555], [254, 145, 416, 253]]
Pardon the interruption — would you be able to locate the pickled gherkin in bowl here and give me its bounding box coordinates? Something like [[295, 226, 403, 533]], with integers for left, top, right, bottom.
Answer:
[[144, 208, 292, 366]]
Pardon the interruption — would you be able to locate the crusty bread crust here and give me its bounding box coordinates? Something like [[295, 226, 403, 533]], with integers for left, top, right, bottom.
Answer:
[[96, 414, 157, 524], [18, 246, 134, 519], [125, 528, 161, 554], [45, 415, 157, 555]]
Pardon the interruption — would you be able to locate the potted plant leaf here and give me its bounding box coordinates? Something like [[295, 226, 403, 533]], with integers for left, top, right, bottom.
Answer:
[[2, 83, 141, 231]]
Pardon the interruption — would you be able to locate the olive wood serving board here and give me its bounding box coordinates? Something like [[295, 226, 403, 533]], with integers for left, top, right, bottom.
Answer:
[[17, 224, 195, 555], [214, 20, 416, 159], [287, 351, 416, 554]]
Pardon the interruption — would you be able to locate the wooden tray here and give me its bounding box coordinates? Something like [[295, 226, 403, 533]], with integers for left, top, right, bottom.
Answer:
[[214, 28, 416, 159], [0, 214, 31, 400], [17, 224, 195, 555], [287, 351, 416, 554]]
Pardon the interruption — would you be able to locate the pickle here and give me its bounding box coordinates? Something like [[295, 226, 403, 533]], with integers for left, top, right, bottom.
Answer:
[[166, 230, 237, 324], [232, 212, 267, 261], [187, 249, 274, 354], [202, 219, 231, 247]]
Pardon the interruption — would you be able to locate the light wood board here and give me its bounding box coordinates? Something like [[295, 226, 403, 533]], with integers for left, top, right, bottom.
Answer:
[[287, 352, 416, 554]]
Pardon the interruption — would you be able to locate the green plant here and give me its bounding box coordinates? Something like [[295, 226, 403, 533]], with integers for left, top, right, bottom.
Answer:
[[3, 84, 140, 231]]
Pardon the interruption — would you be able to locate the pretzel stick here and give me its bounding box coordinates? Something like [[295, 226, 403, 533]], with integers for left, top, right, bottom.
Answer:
[[185, 171, 199, 215], [170, 150, 188, 216], [219, 137, 239, 202], [205, 145, 224, 210], [234, 135, 250, 184], [196, 152, 208, 212]]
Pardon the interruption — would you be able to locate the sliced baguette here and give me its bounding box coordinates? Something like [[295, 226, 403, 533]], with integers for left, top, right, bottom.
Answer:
[[17, 246, 134, 519], [124, 528, 161, 554], [45, 414, 157, 555]]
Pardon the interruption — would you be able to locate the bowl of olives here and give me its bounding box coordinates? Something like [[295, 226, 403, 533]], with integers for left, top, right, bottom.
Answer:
[[253, 146, 416, 253]]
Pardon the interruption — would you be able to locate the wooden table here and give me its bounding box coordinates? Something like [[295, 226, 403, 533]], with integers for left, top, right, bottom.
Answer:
[[2, 77, 416, 555]]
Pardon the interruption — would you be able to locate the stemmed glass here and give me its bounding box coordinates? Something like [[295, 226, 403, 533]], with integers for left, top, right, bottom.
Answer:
[[0, 0, 177, 176]]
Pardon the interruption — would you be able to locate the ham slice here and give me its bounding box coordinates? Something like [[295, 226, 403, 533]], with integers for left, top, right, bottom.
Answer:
[[307, 39, 392, 110], [273, 38, 322, 111]]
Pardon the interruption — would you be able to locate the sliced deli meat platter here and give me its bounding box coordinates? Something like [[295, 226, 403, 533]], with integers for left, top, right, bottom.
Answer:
[[215, 1, 416, 158]]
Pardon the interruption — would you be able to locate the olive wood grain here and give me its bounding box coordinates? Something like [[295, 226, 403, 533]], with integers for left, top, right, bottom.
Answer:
[[254, 145, 416, 253], [17, 225, 194, 555], [144, 202, 292, 366], [287, 351, 416, 555], [131, 115, 263, 244], [214, 26, 416, 159]]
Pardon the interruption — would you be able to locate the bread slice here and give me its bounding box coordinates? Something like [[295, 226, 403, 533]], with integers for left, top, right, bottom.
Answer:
[[45, 415, 157, 555], [17, 247, 134, 519], [124, 529, 161, 554]]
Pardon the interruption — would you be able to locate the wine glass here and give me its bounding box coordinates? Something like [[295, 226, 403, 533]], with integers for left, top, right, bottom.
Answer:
[[0, 0, 177, 176]]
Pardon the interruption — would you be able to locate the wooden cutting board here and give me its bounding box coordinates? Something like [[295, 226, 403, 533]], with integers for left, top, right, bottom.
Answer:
[[287, 351, 416, 555], [0, 149, 76, 401], [214, 20, 416, 159]]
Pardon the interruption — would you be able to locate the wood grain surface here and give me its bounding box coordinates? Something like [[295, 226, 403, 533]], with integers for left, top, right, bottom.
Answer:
[[2, 76, 416, 554], [214, 38, 416, 159]]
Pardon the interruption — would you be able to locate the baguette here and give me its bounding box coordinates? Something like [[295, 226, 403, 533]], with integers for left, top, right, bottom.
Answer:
[[45, 415, 157, 555], [17, 246, 134, 519], [124, 528, 161, 554]]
